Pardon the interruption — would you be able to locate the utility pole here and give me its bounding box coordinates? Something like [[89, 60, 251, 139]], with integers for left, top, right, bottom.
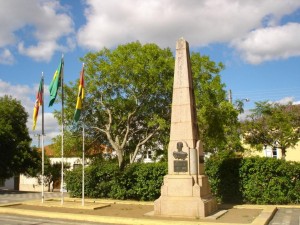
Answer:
[[228, 89, 232, 103]]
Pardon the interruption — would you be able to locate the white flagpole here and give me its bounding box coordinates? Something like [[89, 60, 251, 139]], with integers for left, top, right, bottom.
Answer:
[[81, 63, 85, 206], [61, 55, 64, 205], [82, 124, 85, 206], [41, 73, 45, 203]]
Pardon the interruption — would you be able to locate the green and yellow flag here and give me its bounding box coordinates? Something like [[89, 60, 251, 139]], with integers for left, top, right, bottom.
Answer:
[[49, 58, 63, 107], [74, 65, 84, 122], [32, 77, 43, 130]]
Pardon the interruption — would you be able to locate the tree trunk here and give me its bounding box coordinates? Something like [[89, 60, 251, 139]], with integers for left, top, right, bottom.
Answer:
[[281, 148, 286, 160], [117, 150, 125, 170]]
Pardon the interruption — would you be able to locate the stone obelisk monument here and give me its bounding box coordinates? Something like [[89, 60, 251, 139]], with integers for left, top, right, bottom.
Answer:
[[154, 38, 217, 218]]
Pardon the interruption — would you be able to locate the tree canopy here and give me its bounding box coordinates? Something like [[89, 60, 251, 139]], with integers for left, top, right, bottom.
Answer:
[[52, 41, 241, 168], [0, 95, 40, 178], [241, 101, 300, 159], [191, 53, 242, 153], [54, 42, 174, 168]]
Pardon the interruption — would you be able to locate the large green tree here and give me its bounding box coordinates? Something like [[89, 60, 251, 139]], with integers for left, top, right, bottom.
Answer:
[[242, 101, 300, 159], [0, 95, 40, 178], [55, 42, 174, 168], [191, 54, 242, 153], [53, 42, 241, 168]]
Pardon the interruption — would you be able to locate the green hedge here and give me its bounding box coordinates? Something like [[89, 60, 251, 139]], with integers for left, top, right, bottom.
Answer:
[[240, 157, 300, 204], [66, 155, 300, 204], [65, 161, 167, 201], [205, 151, 243, 203], [205, 152, 300, 204]]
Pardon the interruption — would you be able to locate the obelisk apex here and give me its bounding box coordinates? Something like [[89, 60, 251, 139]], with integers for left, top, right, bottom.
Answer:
[[168, 38, 199, 173]]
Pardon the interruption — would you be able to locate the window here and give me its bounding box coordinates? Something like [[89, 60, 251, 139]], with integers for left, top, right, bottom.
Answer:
[[73, 164, 82, 169], [264, 145, 278, 159], [272, 147, 278, 159]]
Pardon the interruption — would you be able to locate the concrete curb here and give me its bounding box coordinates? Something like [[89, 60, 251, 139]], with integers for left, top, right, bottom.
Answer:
[[0, 207, 226, 225], [250, 206, 277, 225], [0, 202, 276, 225]]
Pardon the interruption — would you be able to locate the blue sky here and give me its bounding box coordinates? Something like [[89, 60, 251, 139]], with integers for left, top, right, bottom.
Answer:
[[0, 0, 300, 146]]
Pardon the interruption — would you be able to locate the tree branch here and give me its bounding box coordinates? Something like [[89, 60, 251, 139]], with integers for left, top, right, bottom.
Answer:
[[130, 125, 160, 163], [120, 107, 138, 149]]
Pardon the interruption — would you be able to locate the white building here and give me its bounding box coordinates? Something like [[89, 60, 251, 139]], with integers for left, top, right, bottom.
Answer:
[[19, 157, 87, 192], [0, 177, 15, 190]]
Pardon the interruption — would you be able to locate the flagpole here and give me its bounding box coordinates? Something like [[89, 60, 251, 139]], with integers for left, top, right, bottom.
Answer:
[[41, 73, 45, 203], [82, 123, 85, 206], [81, 63, 85, 206], [61, 55, 64, 205]]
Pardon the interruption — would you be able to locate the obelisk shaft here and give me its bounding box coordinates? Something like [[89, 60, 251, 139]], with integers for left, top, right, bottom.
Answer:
[[168, 38, 199, 174]]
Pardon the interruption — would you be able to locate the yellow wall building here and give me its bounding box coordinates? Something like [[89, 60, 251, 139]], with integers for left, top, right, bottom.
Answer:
[[243, 142, 300, 162]]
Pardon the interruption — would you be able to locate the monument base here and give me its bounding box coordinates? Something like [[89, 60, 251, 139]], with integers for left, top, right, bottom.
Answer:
[[154, 174, 217, 218]]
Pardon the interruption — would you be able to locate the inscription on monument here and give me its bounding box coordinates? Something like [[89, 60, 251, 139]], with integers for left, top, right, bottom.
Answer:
[[174, 160, 188, 172], [177, 51, 183, 86], [173, 142, 188, 172]]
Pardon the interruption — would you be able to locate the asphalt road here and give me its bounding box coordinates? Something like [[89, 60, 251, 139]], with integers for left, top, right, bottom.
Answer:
[[268, 208, 300, 225], [0, 190, 118, 225], [0, 214, 113, 225]]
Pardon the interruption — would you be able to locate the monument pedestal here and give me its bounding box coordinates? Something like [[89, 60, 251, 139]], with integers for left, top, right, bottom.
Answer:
[[154, 175, 217, 218]]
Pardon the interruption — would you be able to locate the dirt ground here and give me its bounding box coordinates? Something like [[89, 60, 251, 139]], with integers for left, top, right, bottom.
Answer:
[[8, 203, 262, 224]]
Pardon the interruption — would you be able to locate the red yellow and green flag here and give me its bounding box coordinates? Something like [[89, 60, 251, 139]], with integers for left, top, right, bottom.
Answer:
[[74, 65, 85, 122], [49, 58, 63, 107], [33, 77, 43, 130]]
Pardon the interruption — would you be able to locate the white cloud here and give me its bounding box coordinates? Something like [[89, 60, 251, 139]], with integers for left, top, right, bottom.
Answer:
[[293, 101, 300, 105], [238, 109, 252, 121], [271, 97, 300, 106], [0, 79, 59, 145], [1, 0, 300, 64], [265, 97, 300, 106], [274, 96, 295, 105], [0, 49, 14, 64], [31, 112, 60, 146], [77, 0, 300, 61], [0, 79, 33, 110], [232, 23, 300, 64], [0, 0, 74, 63], [18, 41, 58, 62]]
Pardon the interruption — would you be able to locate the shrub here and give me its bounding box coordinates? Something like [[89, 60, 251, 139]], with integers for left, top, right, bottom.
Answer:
[[65, 160, 167, 201], [65, 167, 82, 197], [65, 160, 120, 198], [240, 157, 300, 204], [205, 152, 300, 204], [66, 154, 300, 204], [110, 162, 167, 201], [131, 162, 167, 201], [205, 151, 243, 203]]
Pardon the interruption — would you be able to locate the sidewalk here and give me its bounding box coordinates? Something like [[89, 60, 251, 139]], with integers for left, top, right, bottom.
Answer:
[[0, 197, 278, 225]]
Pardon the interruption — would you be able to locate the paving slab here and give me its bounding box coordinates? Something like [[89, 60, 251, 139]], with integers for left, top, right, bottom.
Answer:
[[23, 199, 110, 210]]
